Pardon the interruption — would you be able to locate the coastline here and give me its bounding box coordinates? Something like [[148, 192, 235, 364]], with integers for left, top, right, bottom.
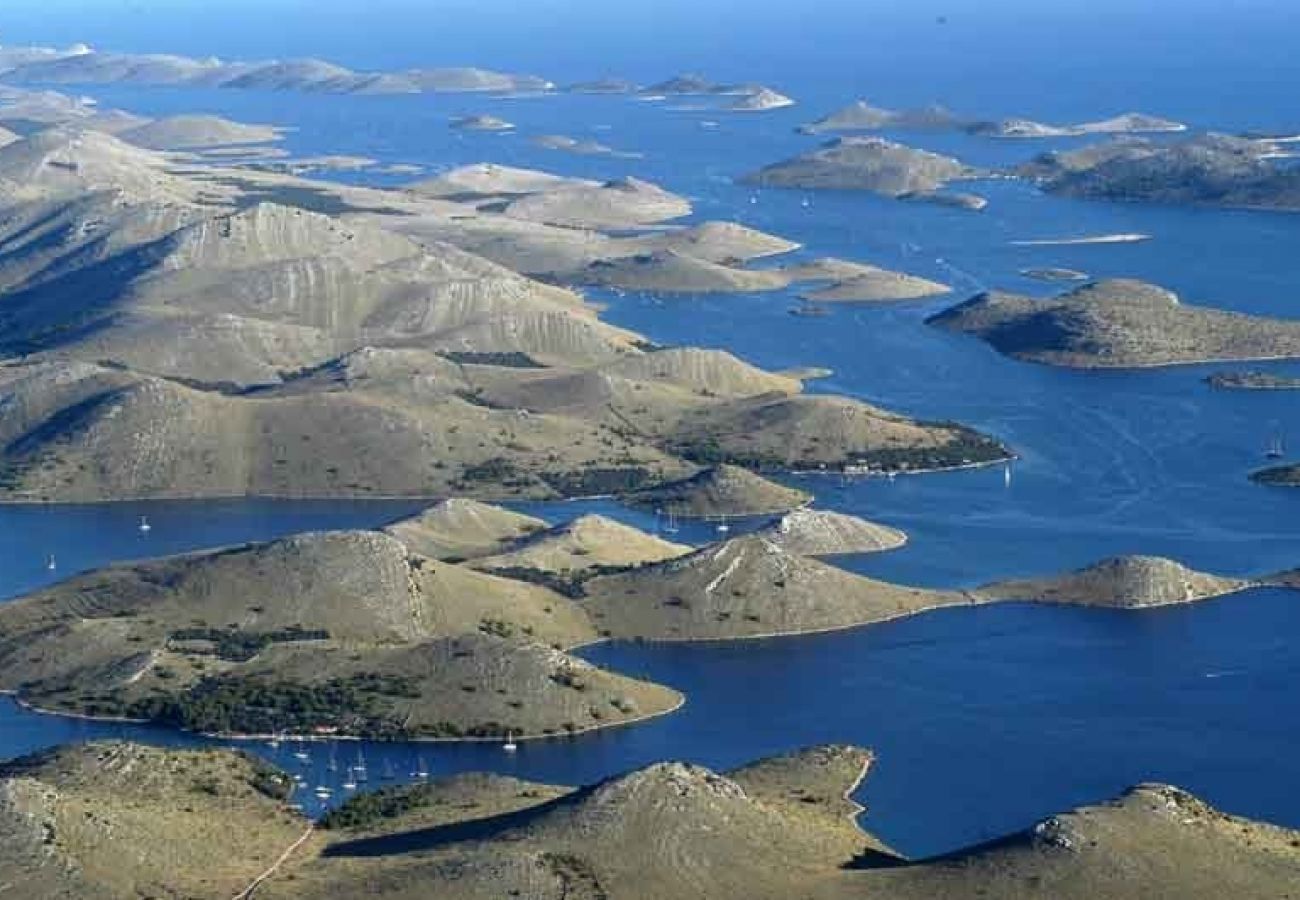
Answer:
[[1, 685, 688, 746]]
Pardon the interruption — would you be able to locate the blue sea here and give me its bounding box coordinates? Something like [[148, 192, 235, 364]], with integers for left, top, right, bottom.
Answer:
[[0, 0, 1297, 858]]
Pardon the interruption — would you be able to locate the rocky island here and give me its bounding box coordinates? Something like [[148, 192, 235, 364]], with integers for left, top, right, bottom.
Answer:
[[799, 100, 961, 134], [743, 137, 987, 208], [927, 279, 1300, 368], [1016, 133, 1300, 211], [4, 740, 1296, 899]]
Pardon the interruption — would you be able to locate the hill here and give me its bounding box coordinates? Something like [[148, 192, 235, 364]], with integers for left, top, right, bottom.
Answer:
[[118, 113, 285, 149], [752, 508, 908, 555], [381, 498, 547, 560], [976, 555, 1252, 608], [624, 464, 812, 518], [0, 528, 691, 738], [0, 125, 1009, 501], [471, 513, 692, 577], [581, 534, 962, 640], [799, 100, 961, 134], [262, 745, 1299, 900], [0, 741, 305, 899], [8, 741, 1298, 899], [927, 279, 1300, 368]]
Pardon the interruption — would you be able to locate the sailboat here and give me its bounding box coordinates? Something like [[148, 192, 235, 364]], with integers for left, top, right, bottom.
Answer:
[[292, 741, 310, 763], [715, 521, 730, 534], [138, 515, 151, 533], [1267, 433, 1286, 459], [45, 554, 56, 571], [341, 768, 358, 791], [354, 748, 368, 783], [415, 755, 430, 779], [1004, 463, 1013, 487], [662, 505, 679, 535], [503, 732, 518, 753]]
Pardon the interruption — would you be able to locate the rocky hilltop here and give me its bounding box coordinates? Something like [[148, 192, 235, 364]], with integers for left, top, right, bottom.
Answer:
[[753, 507, 908, 555], [928, 279, 1300, 368], [8, 740, 1292, 900], [1016, 133, 1300, 211]]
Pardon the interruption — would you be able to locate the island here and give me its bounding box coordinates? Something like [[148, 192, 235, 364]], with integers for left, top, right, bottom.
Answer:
[[3, 740, 1296, 899], [1205, 370, 1300, 390], [449, 113, 514, 132], [927, 279, 1300, 368], [974, 555, 1252, 608], [1019, 267, 1090, 282], [0, 41, 554, 95], [1015, 133, 1300, 211], [798, 99, 961, 134], [531, 133, 639, 157], [743, 137, 987, 208], [967, 111, 1186, 139]]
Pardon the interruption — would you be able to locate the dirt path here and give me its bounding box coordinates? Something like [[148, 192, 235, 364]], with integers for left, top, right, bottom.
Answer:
[[232, 824, 315, 900]]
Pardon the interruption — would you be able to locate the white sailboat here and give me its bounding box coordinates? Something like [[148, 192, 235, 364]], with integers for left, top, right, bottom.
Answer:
[[503, 732, 518, 753], [45, 554, 56, 571], [1004, 463, 1013, 487], [138, 515, 151, 533]]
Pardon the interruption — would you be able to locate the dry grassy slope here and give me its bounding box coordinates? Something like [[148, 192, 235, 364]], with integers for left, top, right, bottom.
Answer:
[[471, 513, 692, 575], [624, 464, 812, 518], [581, 534, 964, 640], [0, 742, 304, 900], [858, 784, 1300, 900], [262, 745, 887, 900], [976, 555, 1253, 608], [241, 633, 681, 737], [0, 363, 689, 501], [577, 249, 790, 293], [501, 176, 691, 230], [0, 522, 693, 738], [382, 498, 548, 561], [927, 279, 1300, 368], [410, 558, 599, 647], [117, 114, 284, 150]]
